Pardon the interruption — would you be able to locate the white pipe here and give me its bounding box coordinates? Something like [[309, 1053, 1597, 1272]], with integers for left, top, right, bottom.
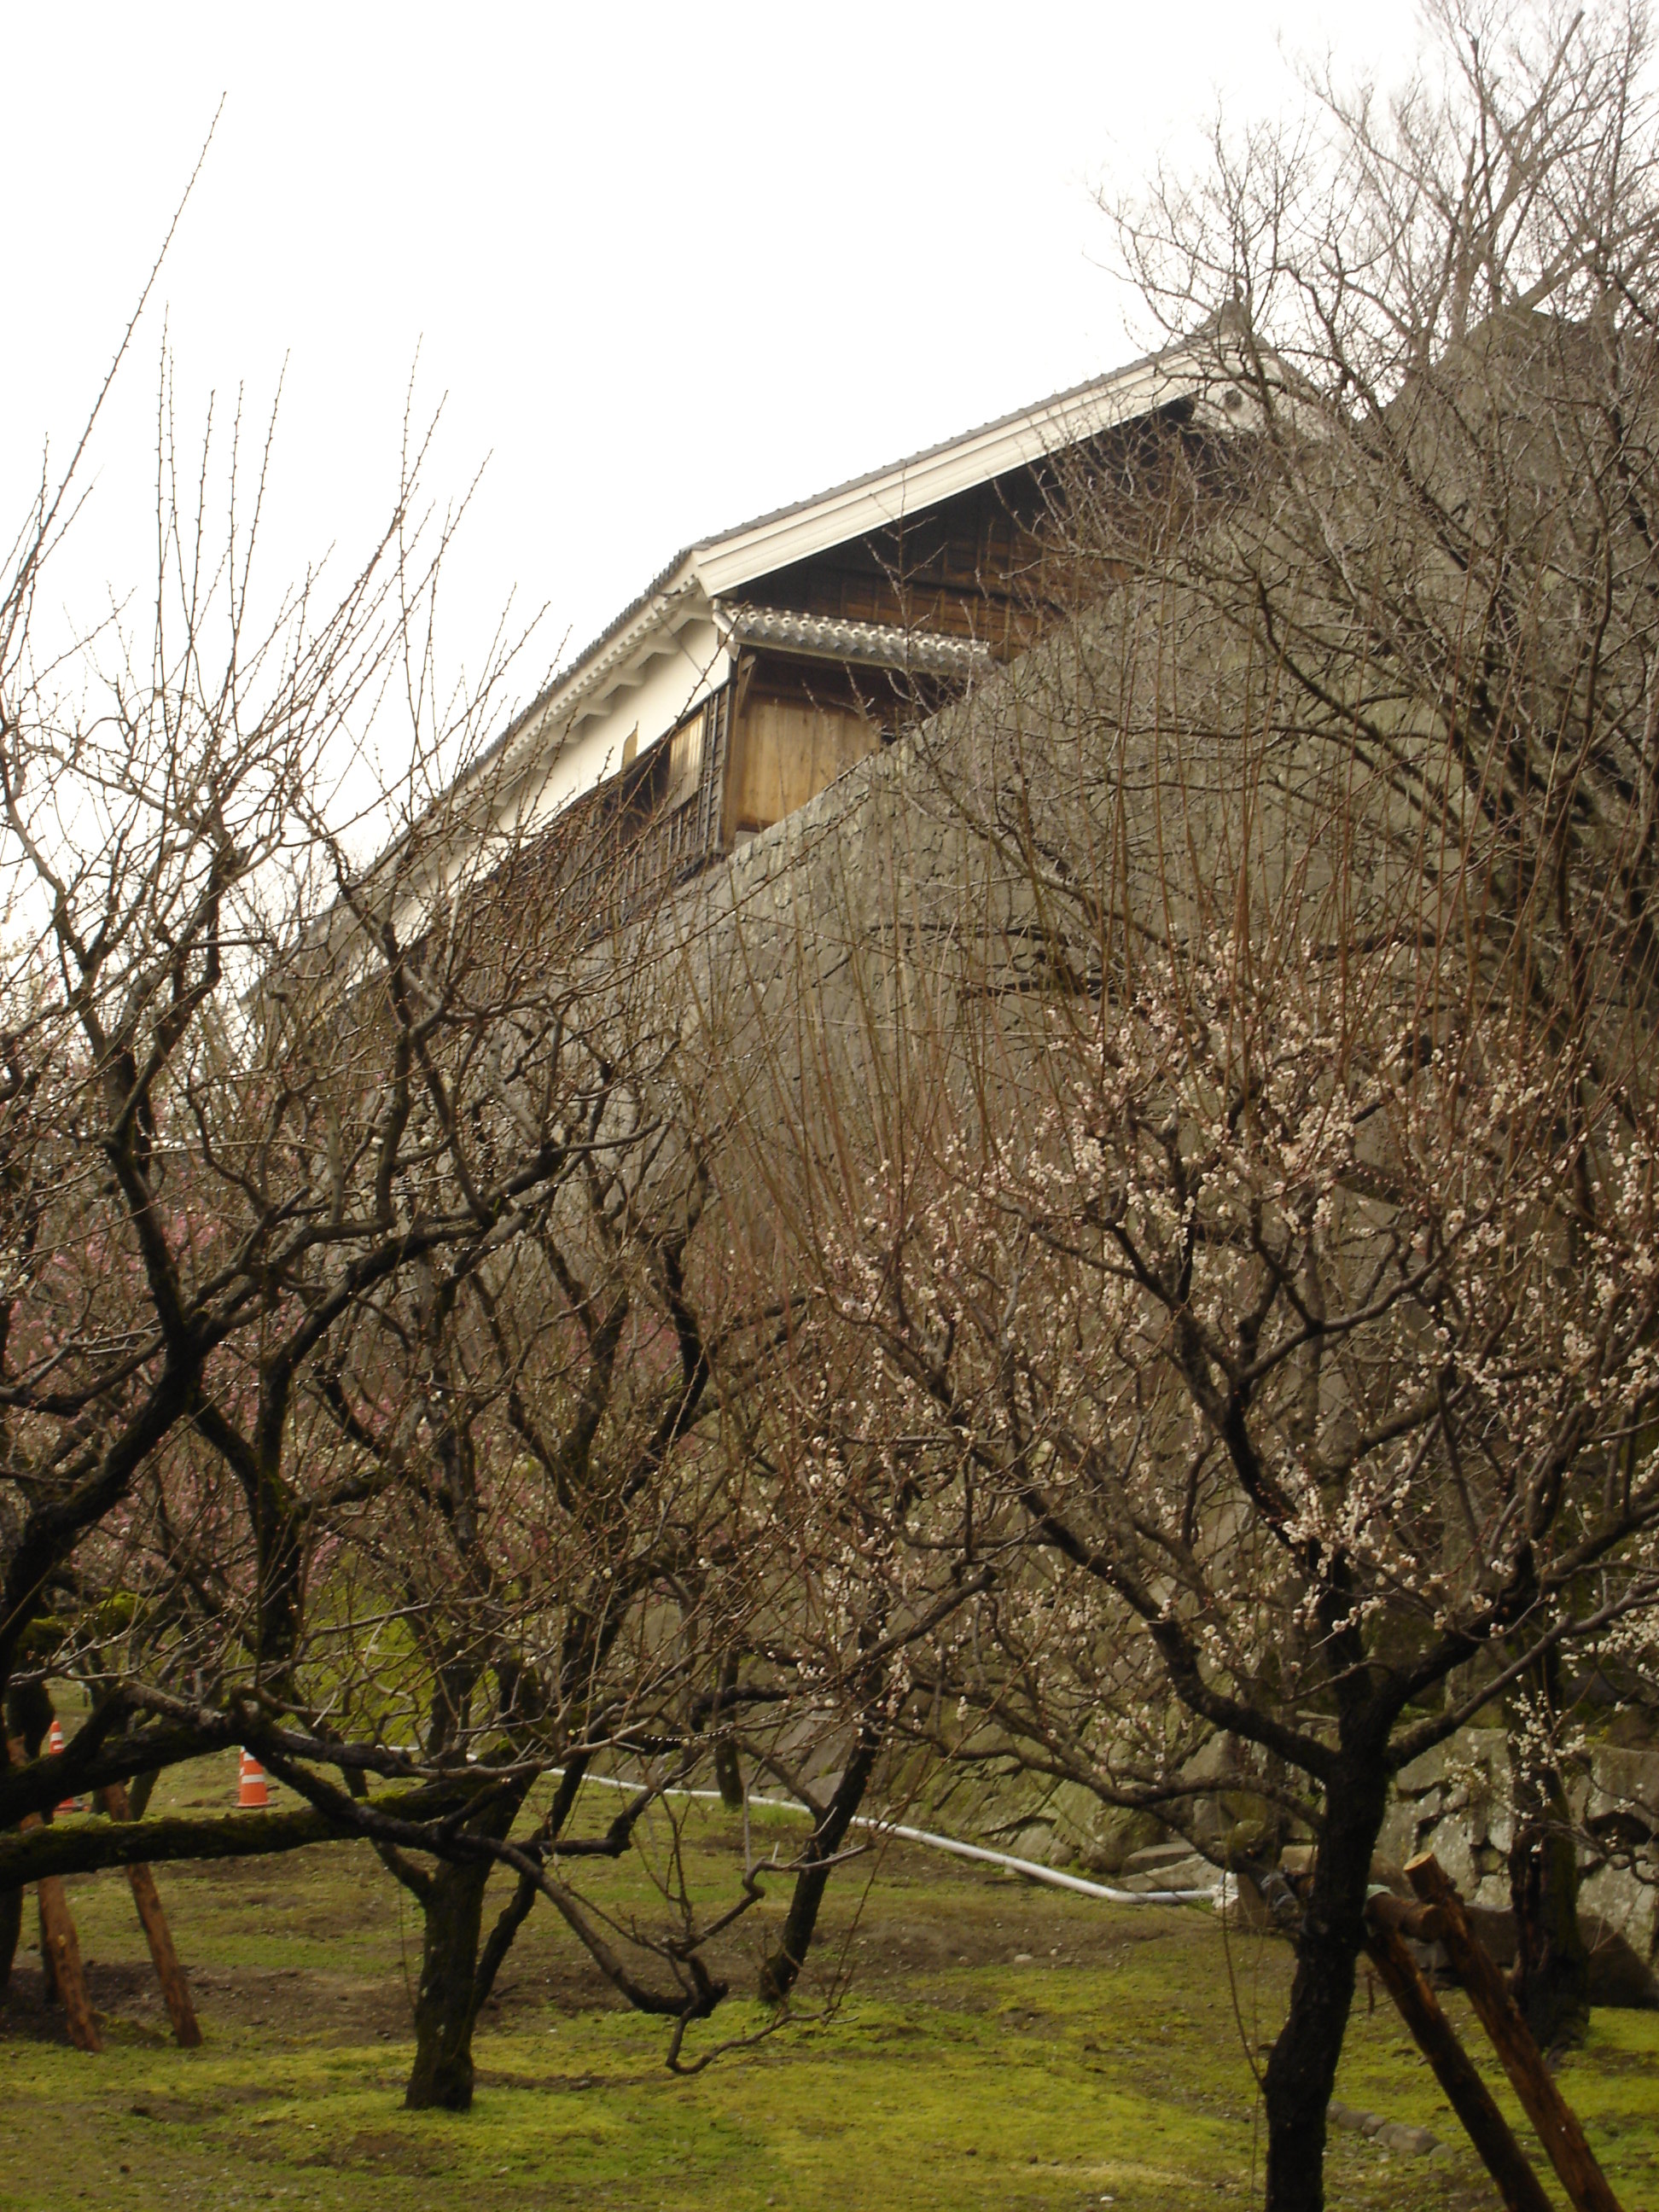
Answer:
[[852, 1819, 1217, 1905], [559, 1769, 1220, 1906]]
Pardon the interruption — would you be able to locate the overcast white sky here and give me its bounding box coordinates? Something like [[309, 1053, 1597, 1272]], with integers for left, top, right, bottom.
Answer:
[[3, 1, 1426, 816]]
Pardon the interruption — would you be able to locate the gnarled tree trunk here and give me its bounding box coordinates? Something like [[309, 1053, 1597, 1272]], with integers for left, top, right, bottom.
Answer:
[[0, 1882, 20, 1992], [401, 1768, 536, 2113], [1, 1685, 49, 1995], [405, 1854, 497, 2111]]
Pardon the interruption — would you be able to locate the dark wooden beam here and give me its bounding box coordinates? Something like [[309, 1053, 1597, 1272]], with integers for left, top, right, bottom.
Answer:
[[1363, 1894, 1551, 2212], [1407, 1853, 1624, 2212], [99, 1783, 201, 2047]]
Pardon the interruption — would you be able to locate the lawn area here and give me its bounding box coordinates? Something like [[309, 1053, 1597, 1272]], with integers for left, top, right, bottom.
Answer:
[[2, 1758, 1655, 2211]]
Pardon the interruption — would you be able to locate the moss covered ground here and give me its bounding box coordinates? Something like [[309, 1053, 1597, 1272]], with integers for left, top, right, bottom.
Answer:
[[2, 1755, 1655, 2210]]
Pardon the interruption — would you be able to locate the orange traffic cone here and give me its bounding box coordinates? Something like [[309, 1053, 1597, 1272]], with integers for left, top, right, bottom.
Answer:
[[237, 1749, 270, 1808], [48, 1716, 83, 1813]]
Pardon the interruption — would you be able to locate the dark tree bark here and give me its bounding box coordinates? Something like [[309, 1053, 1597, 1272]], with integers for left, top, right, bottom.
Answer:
[[471, 1866, 538, 2012], [405, 1854, 496, 2112], [403, 1779, 534, 2112], [0, 1882, 20, 1992], [713, 1650, 743, 1812], [2, 1685, 48, 1995], [1507, 1652, 1589, 2052], [1262, 1758, 1391, 2212], [1512, 1813, 1592, 2052], [758, 1731, 879, 2004], [1508, 1769, 1590, 2050]]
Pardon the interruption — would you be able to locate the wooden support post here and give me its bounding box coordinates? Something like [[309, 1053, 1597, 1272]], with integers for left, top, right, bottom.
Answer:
[[38, 1889, 57, 2000], [35, 1874, 100, 2051], [1363, 1895, 1552, 2212], [6, 1738, 100, 2052], [97, 1784, 202, 2047], [1407, 1853, 1623, 2212]]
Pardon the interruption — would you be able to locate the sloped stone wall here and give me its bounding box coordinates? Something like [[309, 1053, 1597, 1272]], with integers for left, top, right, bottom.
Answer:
[[653, 631, 1659, 1999]]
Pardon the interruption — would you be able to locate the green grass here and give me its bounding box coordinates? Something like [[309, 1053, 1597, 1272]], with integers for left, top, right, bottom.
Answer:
[[2, 1755, 1656, 2209]]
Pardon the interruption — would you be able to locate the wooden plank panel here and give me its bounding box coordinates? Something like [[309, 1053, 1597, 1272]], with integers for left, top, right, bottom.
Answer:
[[725, 697, 882, 835]]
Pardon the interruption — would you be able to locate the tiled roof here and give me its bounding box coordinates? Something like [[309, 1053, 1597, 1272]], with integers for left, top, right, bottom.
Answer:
[[527, 345, 1189, 732], [713, 603, 992, 678]]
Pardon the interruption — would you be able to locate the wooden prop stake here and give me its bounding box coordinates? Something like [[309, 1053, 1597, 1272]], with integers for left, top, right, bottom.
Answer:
[[1363, 1895, 1551, 2212], [35, 1875, 99, 2050], [97, 1784, 202, 2047], [6, 1737, 100, 2052], [1407, 1853, 1623, 2212]]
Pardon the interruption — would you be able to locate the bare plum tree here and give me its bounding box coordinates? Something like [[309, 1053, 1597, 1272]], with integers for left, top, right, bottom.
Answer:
[[0, 350, 820, 2097]]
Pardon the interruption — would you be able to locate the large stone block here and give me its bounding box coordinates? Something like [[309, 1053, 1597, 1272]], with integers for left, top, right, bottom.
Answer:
[[1394, 1743, 1447, 1796], [1375, 1795, 1425, 1866], [1579, 1858, 1659, 1959], [1074, 1805, 1163, 1876], [1588, 1744, 1659, 1824]]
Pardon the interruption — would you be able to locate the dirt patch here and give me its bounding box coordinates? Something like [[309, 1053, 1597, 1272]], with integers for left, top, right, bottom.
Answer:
[[300, 2128, 458, 2175]]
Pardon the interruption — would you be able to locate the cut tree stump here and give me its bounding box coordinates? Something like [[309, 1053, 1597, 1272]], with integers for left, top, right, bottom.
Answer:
[[1406, 1853, 1624, 2212], [1364, 1893, 1551, 2212]]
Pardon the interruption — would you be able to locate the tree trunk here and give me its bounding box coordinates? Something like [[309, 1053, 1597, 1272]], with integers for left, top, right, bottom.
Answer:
[[1507, 1653, 1589, 2052], [1508, 1783, 1589, 2049], [2, 1704, 44, 1995], [713, 1650, 743, 1811], [1262, 1761, 1389, 2212], [0, 1883, 20, 1992], [405, 1856, 493, 2112], [759, 1732, 879, 2003], [403, 1772, 536, 2113], [2, 1708, 35, 1990]]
